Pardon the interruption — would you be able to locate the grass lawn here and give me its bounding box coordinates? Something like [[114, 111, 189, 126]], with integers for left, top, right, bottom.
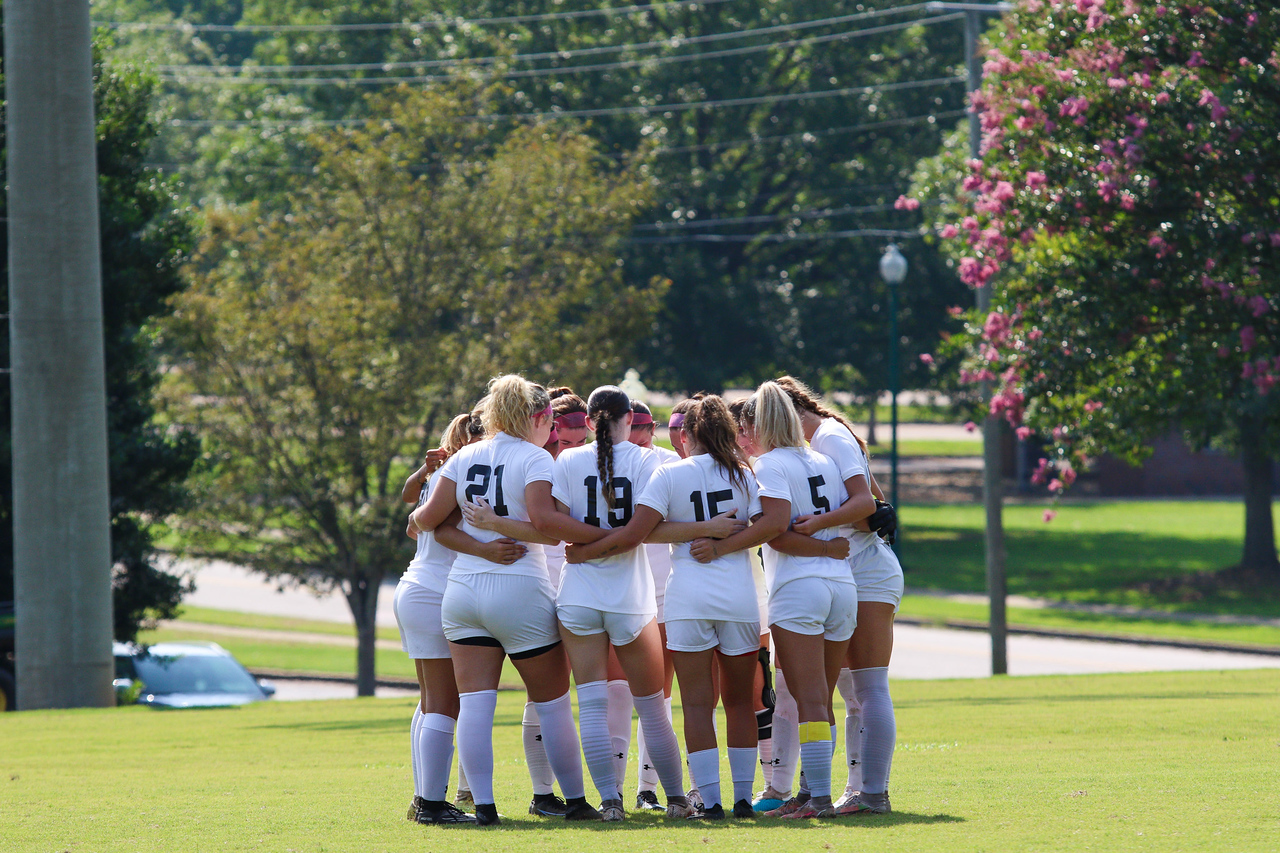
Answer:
[[899, 500, 1280, 616], [3, 669, 1275, 852]]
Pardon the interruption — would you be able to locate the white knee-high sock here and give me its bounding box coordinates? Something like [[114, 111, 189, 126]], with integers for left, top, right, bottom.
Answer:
[[532, 692, 586, 800], [522, 700, 554, 796], [797, 720, 834, 799], [606, 680, 633, 796], [852, 667, 896, 795], [575, 680, 618, 801], [632, 690, 684, 798], [771, 668, 799, 796], [411, 704, 424, 798], [836, 668, 863, 793], [728, 747, 757, 805], [635, 699, 666, 792], [687, 748, 721, 808], [456, 691, 497, 805], [420, 713, 457, 802]]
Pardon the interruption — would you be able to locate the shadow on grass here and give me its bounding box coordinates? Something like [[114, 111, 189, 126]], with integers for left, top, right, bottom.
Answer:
[[897, 689, 1277, 710], [454, 812, 964, 831]]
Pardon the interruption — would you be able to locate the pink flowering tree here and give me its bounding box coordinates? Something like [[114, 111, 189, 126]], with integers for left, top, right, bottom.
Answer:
[[911, 0, 1280, 576]]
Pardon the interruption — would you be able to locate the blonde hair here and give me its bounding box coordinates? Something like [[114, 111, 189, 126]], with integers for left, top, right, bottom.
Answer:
[[774, 375, 869, 457], [748, 381, 804, 451], [439, 413, 475, 456], [482, 375, 551, 439]]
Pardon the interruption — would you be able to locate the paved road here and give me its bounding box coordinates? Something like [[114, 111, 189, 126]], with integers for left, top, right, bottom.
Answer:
[[177, 559, 1280, 687]]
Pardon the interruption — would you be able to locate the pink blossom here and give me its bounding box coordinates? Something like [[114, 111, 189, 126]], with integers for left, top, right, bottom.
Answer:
[[1026, 171, 1048, 190], [1084, 400, 1103, 413], [1241, 325, 1256, 352], [894, 195, 921, 211], [940, 224, 959, 239], [1187, 51, 1206, 68], [947, 305, 964, 317], [1155, 92, 1171, 105], [1060, 463, 1077, 486], [1031, 457, 1050, 485], [919, 353, 935, 366], [964, 421, 977, 433], [993, 181, 1016, 202], [1107, 77, 1127, 89], [1249, 296, 1269, 318], [1059, 96, 1090, 118], [1271, 233, 1280, 248], [1048, 478, 1063, 492], [1016, 426, 1033, 440], [1043, 509, 1058, 523]]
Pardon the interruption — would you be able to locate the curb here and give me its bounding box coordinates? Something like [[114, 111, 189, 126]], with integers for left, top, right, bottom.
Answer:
[[894, 616, 1280, 657]]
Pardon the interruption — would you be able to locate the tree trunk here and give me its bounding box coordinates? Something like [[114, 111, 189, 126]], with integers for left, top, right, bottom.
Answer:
[[346, 570, 383, 697], [866, 394, 879, 446], [1239, 415, 1279, 575]]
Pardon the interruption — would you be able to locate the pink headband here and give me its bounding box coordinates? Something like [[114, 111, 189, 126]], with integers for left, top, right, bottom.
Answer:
[[534, 404, 552, 421], [556, 411, 588, 429], [631, 412, 654, 427], [545, 427, 560, 446], [668, 412, 686, 429]]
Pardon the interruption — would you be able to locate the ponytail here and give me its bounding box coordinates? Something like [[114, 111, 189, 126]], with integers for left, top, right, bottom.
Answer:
[[483, 374, 551, 440], [775, 374, 870, 458], [586, 385, 631, 510], [685, 395, 751, 493]]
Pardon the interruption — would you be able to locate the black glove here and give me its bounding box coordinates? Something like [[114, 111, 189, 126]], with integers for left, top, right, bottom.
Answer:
[[868, 499, 897, 544]]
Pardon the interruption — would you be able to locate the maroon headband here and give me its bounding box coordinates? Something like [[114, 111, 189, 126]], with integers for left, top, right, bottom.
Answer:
[[534, 403, 553, 421], [556, 411, 588, 429], [631, 412, 654, 427], [545, 426, 560, 446], [667, 412, 686, 430]]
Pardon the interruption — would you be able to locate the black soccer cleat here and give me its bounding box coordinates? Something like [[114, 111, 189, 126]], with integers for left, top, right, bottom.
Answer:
[[408, 795, 427, 821], [732, 799, 756, 819], [698, 803, 726, 820], [529, 792, 568, 817], [563, 797, 602, 821], [415, 800, 478, 826], [474, 803, 501, 826]]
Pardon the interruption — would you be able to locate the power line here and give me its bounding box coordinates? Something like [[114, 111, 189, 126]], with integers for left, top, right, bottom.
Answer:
[[151, 5, 939, 73], [635, 203, 898, 231], [95, 0, 742, 33], [630, 227, 919, 244], [165, 76, 964, 127], [155, 15, 960, 86], [653, 108, 967, 156]]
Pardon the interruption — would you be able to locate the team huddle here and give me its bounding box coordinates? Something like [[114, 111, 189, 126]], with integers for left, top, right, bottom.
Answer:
[[395, 374, 902, 826]]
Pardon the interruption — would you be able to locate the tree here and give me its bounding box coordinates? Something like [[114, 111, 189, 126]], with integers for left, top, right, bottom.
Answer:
[[912, 0, 1280, 575], [163, 84, 663, 694], [0, 30, 199, 639]]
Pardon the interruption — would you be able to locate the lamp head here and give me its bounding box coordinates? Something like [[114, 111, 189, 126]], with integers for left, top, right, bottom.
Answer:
[[880, 244, 907, 285]]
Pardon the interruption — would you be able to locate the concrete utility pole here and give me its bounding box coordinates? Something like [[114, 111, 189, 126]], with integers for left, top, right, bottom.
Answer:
[[928, 1, 1012, 675], [6, 0, 115, 708]]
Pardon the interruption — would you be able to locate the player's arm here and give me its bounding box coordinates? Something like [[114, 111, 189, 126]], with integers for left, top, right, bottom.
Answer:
[[768, 530, 850, 559], [527, 480, 608, 544], [401, 448, 449, 503], [462, 497, 558, 545], [565, 505, 663, 564], [792, 474, 876, 536], [433, 507, 527, 565], [408, 475, 459, 536], [647, 511, 746, 543], [688, 496, 791, 563]]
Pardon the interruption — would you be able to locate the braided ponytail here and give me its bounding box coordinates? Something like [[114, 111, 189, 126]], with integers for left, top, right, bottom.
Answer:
[[586, 385, 632, 510]]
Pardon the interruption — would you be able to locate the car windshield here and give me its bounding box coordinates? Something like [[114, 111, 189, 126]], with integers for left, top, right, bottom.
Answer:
[[130, 652, 261, 696]]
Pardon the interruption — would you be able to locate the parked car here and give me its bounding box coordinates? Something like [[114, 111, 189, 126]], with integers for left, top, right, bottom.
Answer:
[[113, 641, 276, 709]]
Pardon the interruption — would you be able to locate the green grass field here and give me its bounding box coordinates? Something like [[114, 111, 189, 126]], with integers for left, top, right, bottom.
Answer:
[[3, 669, 1275, 852], [899, 501, 1280, 615]]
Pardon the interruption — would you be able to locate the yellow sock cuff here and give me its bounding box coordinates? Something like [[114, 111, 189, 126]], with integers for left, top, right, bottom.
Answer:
[[798, 721, 832, 744]]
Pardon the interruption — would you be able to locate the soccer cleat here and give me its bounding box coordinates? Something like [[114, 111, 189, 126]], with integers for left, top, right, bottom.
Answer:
[[752, 786, 789, 812], [686, 788, 705, 811], [836, 792, 891, 816], [697, 803, 726, 820], [599, 798, 626, 822], [779, 800, 838, 819], [763, 792, 810, 817], [564, 799, 602, 821], [732, 799, 756, 819], [454, 789, 474, 810], [665, 796, 698, 819], [635, 790, 663, 811], [474, 803, 501, 826], [833, 787, 860, 810], [415, 801, 478, 826], [408, 795, 427, 821], [528, 793, 568, 817]]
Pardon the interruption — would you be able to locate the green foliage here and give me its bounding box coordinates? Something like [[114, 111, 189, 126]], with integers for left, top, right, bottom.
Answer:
[[0, 28, 198, 641], [162, 83, 661, 691]]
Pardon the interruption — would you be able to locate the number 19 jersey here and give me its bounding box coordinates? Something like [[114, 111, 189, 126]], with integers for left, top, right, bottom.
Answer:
[[553, 441, 660, 615]]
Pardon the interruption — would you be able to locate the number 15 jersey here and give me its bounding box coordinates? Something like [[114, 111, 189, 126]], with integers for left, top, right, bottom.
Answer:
[[553, 441, 660, 615]]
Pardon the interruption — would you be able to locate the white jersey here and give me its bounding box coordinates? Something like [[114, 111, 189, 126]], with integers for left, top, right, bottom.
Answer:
[[754, 446, 854, 594], [402, 474, 458, 594], [637, 453, 762, 623], [809, 418, 880, 559], [437, 431, 552, 578], [643, 444, 682, 601], [553, 441, 660, 614]]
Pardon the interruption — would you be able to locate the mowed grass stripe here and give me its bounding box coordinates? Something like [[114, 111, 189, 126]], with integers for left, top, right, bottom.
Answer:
[[3, 669, 1275, 852]]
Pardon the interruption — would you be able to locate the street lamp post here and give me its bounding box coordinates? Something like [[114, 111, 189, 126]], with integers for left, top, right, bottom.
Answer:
[[879, 244, 907, 515]]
